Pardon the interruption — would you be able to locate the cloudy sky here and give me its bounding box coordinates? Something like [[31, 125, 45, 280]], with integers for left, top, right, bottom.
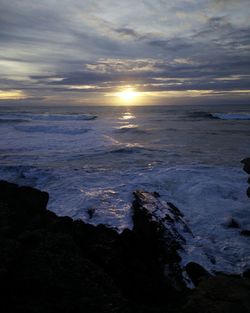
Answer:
[[0, 0, 250, 105]]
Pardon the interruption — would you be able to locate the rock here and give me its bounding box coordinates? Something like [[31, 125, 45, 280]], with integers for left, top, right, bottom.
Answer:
[[17, 186, 49, 212], [87, 208, 95, 219], [247, 187, 250, 198], [241, 158, 250, 174], [0, 181, 190, 312], [0, 181, 128, 313], [243, 269, 250, 279], [185, 262, 211, 286], [2, 180, 250, 313], [240, 230, 250, 237], [223, 217, 240, 229], [241, 158, 250, 198], [132, 190, 211, 289], [182, 275, 250, 313]]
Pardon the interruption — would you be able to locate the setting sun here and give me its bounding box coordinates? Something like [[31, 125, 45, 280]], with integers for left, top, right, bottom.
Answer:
[[118, 88, 138, 102]]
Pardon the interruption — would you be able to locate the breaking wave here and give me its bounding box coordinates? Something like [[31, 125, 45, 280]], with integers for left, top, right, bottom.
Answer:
[[211, 113, 250, 120], [15, 125, 90, 135], [0, 113, 97, 122]]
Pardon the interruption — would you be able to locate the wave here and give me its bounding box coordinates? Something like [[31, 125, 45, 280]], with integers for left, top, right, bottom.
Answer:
[[211, 113, 250, 120], [0, 113, 97, 122], [108, 145, 163, 155], [186, 111, 250, 121], [114, 125, 147, 134], [186, 111, 216, 119], [109, 147, 144, 154], [15, 125, 90, 135], [0, 118, 29, 123]]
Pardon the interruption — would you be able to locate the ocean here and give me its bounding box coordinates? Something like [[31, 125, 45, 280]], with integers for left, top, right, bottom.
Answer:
[[0, 103, 250, 273]]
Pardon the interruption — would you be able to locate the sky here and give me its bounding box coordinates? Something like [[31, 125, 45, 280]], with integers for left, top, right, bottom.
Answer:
[[0, 0, 250, 106]]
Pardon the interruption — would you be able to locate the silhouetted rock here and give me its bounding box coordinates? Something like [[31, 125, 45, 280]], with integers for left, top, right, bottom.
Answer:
[[0, 181, 128, 313], [240, 230, 250, 237], [223, 217, 240, 228], [247, 188, 250, 198], [183, 275, 250, 313], [241, 158, 250, 197], [241, 158, 250, 174], [1, 180, 250, 313], [185, 262, 211, 286], [243, 269, 250, 279], [0, 181, 188, 313]]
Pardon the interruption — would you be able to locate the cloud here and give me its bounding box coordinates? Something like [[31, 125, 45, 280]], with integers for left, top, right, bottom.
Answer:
[[114, 28, 139, 39], [0, 0, 249, 104]]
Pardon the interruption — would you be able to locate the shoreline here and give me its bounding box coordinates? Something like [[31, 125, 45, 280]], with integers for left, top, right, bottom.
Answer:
[[0, 159, 250, 312]]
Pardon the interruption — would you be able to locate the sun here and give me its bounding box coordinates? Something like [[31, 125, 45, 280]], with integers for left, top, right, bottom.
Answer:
[[118, 88, 138, 102]]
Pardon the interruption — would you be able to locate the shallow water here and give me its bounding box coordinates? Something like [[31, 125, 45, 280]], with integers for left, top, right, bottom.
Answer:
[[0, 103, 250, 273]]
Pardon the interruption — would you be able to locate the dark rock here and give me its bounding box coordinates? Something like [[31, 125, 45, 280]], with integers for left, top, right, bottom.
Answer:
[[224, 218, 240, 229], [17, 186, 49, 212], [243, 269, 250, 279], [87, 208, 95, 219], [240, 230, 250, 237], [132, 190, 210, 290], [247, 187, 250, 198], [2, 180, 250, 313], [185, 262, 211, 286], [241, 158, 250, 197], [182, 275, 250, 313], [0, 181, 189, 313], [241, 158, 250, 174], [0, 181, 128, 313]]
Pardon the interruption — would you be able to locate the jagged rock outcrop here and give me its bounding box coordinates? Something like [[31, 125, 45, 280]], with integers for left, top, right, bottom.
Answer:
[[0, 180, 188, 313], [1, 180, 250, 313], [132, 190, 212, 287]]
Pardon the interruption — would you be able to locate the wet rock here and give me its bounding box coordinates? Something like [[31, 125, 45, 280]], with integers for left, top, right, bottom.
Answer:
[[241, 158, 250, 174], [87, 208, 95, 219], [247, 187, 250, 198], [0, 181, 189, 312], [2, 180, 249, 313], [241, 158, 250, 198], [185, 262, 211, 286], [223, 217, 240, 229], [132, 190, 210, 289], [240, 230, 250, 237]]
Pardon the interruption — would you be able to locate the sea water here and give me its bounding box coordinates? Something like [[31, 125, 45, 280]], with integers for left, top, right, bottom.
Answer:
[[0, 103, 250, 273]]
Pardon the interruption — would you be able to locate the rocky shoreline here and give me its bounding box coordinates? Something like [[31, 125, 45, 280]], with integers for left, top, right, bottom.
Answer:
[[0, 160, 250, 313]]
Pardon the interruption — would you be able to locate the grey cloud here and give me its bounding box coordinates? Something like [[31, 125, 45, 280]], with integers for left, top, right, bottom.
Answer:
[[115, 28, 139, 38]]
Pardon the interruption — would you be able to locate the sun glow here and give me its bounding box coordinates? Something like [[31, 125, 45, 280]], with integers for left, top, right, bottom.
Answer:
[[118, 88, 139, 102]]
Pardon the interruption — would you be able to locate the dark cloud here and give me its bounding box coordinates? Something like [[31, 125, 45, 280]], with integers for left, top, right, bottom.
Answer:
[[114, 28, 139, 38]]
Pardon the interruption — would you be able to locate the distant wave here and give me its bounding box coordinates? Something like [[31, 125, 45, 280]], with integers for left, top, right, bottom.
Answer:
[[15, 125, 90, 135], [187, 111, 250, 121], [31, 113, 97, 121], [186, 111, 216, 119], [114, 125, 147, 134], [0, 118, 29, 123], [0, 113, 97, 122], [109, 146, 163, 155], [211, 113, 250, 120]]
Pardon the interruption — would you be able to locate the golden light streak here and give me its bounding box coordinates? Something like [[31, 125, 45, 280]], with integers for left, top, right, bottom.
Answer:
[[0, 90, 27, 100]]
